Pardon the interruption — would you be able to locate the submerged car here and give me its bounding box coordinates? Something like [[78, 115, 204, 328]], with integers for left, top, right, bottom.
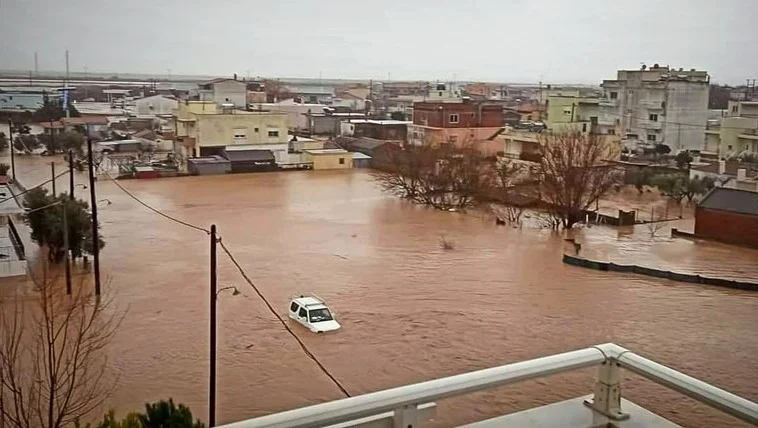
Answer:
[[288, 295, 340, 333]]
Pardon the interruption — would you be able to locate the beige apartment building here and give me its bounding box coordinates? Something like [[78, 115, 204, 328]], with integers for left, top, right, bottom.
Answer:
[[174, 101, 288, 158]]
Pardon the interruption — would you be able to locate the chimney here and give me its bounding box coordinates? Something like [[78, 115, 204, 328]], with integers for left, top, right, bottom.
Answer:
[[737, 168, 747, 181], [718, 160, 726, 174]]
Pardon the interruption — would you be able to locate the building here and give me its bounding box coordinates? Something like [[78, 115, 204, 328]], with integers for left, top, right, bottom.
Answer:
[[499, 130, 542, 161], [253, 100, 331, 131], [0, 184, 26, 278], [545, 93, 603, 133], [173, 101, 288, 158], [0, 86, 52, 112], [726, 100, 758, 118], [198, 78, 247, 107], [600, 65, 709, 152], [514, 102, 544, 122], [695, 187, 758, 248], [407, 100, 505, 151], [187, 156, 232, 175], [308, 112, 366, 135], [351, 152, 372, 168], [135, 95, 178, 116], [303, 149, 352, 170], [223, 147, 277, 173], [340, 119, 409, 142]]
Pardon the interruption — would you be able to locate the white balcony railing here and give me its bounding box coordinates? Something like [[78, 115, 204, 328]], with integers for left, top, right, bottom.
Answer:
[[218, 343, 758, 428]]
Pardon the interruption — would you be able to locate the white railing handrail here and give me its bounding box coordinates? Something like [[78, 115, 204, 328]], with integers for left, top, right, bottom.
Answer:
[[219, 347, 604, 428], [219, 343, 758, 428], [617, 350, 758, 425]]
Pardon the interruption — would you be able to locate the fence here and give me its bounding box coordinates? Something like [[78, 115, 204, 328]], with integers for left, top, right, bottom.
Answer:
[[563, 254, 758, 291]]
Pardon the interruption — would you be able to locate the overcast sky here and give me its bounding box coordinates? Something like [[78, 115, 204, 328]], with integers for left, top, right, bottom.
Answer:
[[1, 0, 756, 85]]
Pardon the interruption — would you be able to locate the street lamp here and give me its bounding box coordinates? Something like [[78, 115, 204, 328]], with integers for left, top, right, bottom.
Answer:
[[210, 269, 241, 427]]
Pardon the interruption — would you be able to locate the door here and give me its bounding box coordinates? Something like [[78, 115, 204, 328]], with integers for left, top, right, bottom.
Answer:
[[289, 301, 300, 319], [298, 307, 308, 327]]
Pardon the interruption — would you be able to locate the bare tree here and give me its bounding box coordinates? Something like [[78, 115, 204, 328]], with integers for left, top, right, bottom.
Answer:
[[373, 142, 495, 211], [538, 131, 621, 228], [0, 270, 122, 428]]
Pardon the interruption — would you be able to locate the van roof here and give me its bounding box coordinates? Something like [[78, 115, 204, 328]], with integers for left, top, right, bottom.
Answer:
[[293, 296, 326, 308]]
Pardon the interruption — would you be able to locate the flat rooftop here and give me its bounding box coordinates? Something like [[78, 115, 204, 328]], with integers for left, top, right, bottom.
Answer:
[[305, 149, 348, 155], [0, 184, 25, 216]]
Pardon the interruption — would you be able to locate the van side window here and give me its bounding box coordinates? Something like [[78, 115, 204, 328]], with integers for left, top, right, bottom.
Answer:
[[290, 302, 299, 312], [299, 308, 307, 318]]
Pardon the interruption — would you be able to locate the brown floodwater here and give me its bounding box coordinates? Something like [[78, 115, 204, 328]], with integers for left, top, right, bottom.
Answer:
[[2, 154, 757, 427]]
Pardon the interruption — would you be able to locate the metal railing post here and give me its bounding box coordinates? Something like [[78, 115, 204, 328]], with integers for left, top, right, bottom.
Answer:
[[584, 359, 629, 421], [392, 405, 419, 428]]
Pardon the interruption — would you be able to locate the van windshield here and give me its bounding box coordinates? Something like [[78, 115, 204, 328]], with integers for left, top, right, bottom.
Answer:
[[308, 308, 333, 322]]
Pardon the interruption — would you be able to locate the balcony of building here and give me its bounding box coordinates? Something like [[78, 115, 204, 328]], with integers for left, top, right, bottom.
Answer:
[[218, 343, 758, 428]]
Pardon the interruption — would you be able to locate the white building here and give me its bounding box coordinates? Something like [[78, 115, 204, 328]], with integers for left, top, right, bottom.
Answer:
[[198, 78, 247, 107], [600, 65, 709, 152], [135, 95, 178, 116]]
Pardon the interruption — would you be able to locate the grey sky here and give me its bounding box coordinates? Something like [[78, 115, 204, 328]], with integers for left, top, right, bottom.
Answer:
[[1, 0, 756, 85]]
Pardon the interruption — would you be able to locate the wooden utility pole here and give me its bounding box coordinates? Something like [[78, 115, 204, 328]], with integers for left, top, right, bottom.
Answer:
[[209, 224, 218, 427], [87, 138, 101, 296]]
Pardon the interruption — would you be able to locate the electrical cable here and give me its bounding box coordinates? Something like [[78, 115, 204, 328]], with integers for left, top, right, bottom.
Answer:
[[217, 239, 352, 398], [0, 169, 71, 204], [103, 173, 351, 398], [102, 173, 211, 234]]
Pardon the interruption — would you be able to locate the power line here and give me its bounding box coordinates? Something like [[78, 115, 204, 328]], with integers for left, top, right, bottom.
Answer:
[[218, 239, 351, 398], [0, 169, 71, 204], [103, 173, 350, 398], [102, 173, 210, 234]]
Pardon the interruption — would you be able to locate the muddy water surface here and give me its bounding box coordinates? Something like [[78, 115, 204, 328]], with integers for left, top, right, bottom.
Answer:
[[2, 154, 757, 427]]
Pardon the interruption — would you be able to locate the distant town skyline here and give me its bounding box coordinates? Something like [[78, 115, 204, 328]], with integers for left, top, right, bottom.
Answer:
[[1, 0, 756, 85]]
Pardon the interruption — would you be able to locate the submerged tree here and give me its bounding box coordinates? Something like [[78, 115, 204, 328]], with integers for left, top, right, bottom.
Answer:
[[0, 272, 122, 428], [372, 143, 495, 210], [537, 131, 621, 228], [22, 188, 106, 262]]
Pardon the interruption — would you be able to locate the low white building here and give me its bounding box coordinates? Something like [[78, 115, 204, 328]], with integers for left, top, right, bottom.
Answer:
[[135, 95, 178, 116], [198, 78, 247, 107]]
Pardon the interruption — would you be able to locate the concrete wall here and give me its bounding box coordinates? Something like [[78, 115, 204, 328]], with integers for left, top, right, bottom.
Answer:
[[254, 102, 328, 130], [305, 152, 352, 170], [695, 207, 758, 248], [719, 117, 758, 156], [665, 80, 709, 151], [413, 102, 504, 128], [136, 95, 178, 116], [200, 80, 247, 107], [195, 114, 288, 148]]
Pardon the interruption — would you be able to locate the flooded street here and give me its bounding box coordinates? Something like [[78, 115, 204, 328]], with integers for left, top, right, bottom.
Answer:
[[2, 154, 758, 427]]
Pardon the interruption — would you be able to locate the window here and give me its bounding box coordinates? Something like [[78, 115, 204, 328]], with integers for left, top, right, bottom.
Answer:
[[609, 92, 618, 99], [649, 114, 658, 122], [626, 133, 638, 139], [449, 114, 459, 124], [298, 308, 307, 318], [308, 308, 333, 322], [728, 145, 733, 150], [233, 128, 246, 139], [290, 302, 299, 312], [254, 127, 259, 132], [339, 157, 345, 165], [582, 123, 587, 132], [732, 105, 739, 113], [563, 108, 572, 115], [448, 135, 458, 144], [268, 130, 279, 137], [647, 134, 656, 141], [607, 129, 615, 135]]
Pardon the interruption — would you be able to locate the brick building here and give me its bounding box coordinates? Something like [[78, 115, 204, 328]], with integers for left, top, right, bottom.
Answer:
[[694, 187, 758, 248], [408, 100, 505, 154]]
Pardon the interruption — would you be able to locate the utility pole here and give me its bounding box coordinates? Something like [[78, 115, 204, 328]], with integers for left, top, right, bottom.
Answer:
[[8, 120, 15, 181], [51, 162, 56, 195], [69, 149, 75, 199], [63, 203, 71, 295], [34, 51, 38, 76], [87, 138, 101, 296], [209, 224, 218, 427]]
